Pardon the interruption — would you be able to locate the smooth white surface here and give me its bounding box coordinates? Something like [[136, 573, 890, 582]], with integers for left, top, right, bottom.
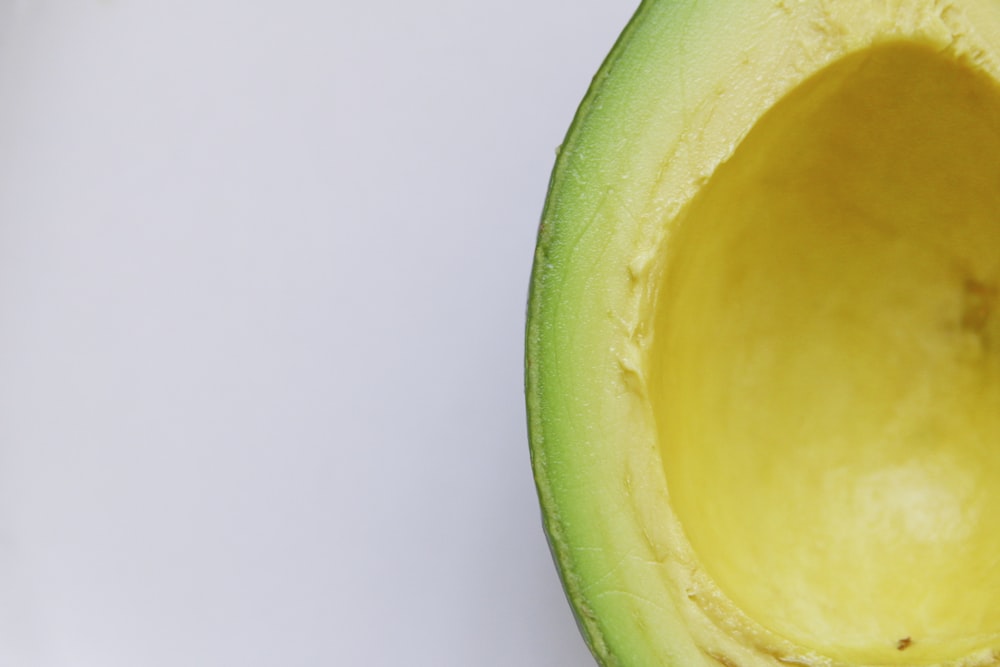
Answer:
[[0, 1, 636, 665]]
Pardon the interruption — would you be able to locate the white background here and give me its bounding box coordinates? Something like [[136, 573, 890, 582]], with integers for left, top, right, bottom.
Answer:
[[0, 1, 636, 665]]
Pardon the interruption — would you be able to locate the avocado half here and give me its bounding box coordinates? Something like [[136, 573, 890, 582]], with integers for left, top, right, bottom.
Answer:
[[526, 1, 1000, 666]]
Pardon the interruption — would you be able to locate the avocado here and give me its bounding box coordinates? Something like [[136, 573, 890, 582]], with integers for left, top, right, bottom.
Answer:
[[526, 2, 1000, 666]]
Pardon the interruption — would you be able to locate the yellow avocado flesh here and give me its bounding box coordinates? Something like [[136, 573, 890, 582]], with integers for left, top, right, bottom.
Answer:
[[655, 41, 1000, 665]]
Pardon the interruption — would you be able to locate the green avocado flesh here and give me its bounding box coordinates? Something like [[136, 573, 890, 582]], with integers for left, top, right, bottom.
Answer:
[[527, 2, 1000, 667]]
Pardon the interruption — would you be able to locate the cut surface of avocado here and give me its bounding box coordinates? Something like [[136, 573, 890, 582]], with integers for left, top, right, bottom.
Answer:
[[527, 2, 1000, 667]]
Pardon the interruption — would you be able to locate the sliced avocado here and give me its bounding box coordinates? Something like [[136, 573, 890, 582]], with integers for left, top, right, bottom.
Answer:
[[526, 2, 1000, 666]]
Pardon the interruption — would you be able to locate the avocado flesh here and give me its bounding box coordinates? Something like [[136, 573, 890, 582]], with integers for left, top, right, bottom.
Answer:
[[656, 42, 1000, 665], [527, 2, 1000, 667]]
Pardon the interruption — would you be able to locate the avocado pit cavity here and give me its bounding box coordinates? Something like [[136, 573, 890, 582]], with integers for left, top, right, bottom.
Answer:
[[653, 42, 1000, 665]]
